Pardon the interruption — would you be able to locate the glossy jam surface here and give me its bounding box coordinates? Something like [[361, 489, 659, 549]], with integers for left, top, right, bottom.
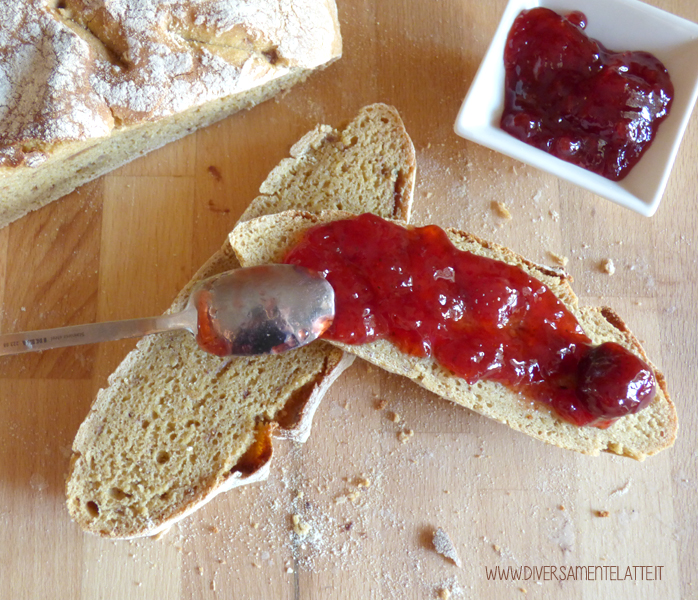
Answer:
[[284, 214, 656, 426], [501, 7, 674, 181]]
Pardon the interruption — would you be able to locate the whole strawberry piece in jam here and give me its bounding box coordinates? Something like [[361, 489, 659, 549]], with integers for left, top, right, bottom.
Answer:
[[576, 342, 656, 420]]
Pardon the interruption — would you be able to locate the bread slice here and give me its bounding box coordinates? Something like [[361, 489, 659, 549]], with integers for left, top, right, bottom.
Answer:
[[229, 210, 678, 460], [0, 0, 342, 229], [65, 104, 416, 538]]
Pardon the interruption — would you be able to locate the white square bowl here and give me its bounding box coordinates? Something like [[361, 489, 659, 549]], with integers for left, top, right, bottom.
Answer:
[[454, 0, 698, 216]]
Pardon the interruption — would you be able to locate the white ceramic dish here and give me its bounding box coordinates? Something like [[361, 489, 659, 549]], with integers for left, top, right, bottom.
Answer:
[[454, 0, 698, 216]]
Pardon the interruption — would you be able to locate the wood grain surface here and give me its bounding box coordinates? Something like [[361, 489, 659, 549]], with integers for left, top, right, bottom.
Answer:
[[1, 1, 697, 599]]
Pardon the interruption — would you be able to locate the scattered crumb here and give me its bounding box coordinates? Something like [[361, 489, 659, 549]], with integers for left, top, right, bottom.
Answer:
[[493, 201, 512, 220], [549, 209, 560, 221], [520, 586, 527, 594], [558, 505, 565, 511], [601, 259, 616, 275], [334, 490, 361, 505], [196, 566, 204, 576], [492, 544, 501, 553], [355, 476, 371, 488], [594, 510, 610, 518], [548, 251, 569, 267], [389, 411, 402, 423], [292, 514, 311, 537], [210, 580, 216, 591], [375, 399, 388, 410], [209, 525, 219, 534], [438, 588, 451, 600], [433, 527, 462, 567], [398, 429, 414, 444]]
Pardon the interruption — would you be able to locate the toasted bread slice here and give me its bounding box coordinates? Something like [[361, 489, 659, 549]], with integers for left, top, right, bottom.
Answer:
[[230, 210, 677, 460], [65, 104, 416, 538]]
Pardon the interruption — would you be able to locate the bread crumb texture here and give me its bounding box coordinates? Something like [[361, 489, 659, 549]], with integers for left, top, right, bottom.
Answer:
[[66, 328, 339, 537], [245, 104, 416, 223]]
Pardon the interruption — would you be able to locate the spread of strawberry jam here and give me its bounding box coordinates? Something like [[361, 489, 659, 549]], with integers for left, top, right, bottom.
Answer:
[[283, 214, 657, 426], [501, 7, 673, 181]]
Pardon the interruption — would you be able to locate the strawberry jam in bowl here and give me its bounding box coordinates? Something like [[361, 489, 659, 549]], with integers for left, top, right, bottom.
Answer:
[[284, 214, 657, 427], [454, 0, 698, 216], [501, 7, 673, 181]]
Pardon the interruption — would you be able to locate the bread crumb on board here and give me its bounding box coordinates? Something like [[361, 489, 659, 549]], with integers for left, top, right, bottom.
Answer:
[[601, 258, 616, 275], [355, 476, 371, 488], [594, 509, 611, 518], [548, 251, 569, 267], [398, 429, 414, 444], [437, 588, 451, 600], [292, 514, 311, 537], [389, 411, 402, 423], [433, 527, 462, 567], [492, 201, 512, 220]]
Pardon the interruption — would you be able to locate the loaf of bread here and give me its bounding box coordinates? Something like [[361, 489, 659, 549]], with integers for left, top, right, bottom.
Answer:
[[0, 0, 341, 229], [230, 210, 678, 460], [65, 104, 416, 538]]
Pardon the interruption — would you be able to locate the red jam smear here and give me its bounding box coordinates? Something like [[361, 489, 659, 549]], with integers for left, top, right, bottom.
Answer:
[[501, 7, 673, 181], [195, 289, 232, 357], [284, 214, 656, 426]]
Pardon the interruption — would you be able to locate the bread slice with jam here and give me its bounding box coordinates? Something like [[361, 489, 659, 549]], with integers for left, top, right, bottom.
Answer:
[[229, 210, 677, 460], [65, 104, 416, 538]]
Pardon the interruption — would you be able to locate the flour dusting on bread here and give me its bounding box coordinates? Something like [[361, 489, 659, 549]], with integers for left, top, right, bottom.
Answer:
[[0, 0, 342, 228]]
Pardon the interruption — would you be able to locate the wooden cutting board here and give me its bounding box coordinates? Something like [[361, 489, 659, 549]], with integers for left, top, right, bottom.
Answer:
[[1, 1, 696, 598]]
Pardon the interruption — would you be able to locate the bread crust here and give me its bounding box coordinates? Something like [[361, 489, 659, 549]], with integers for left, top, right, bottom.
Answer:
[[229, 210, 678, 460], [0, 0, 342, 228]]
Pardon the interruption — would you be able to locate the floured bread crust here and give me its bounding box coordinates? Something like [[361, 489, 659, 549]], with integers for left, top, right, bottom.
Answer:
[[229, 210, 678, 461], [65, 104, 416, 538], [0, 0, 341, 227]]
